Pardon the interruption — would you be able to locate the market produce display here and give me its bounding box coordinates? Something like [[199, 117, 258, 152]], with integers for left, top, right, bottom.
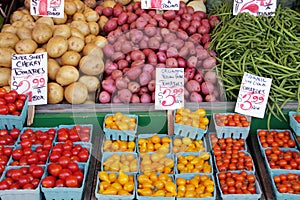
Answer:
[[209, 3, 300, 126]]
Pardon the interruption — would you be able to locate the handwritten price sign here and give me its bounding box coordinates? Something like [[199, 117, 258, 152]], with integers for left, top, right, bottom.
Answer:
[[11, 52, 48, 106], [30, 0, 65, 18], [235, 72, 272, 118], [233, 0, 276, 16], [141, 0, 179, 10], [155, 68, 184, 110]]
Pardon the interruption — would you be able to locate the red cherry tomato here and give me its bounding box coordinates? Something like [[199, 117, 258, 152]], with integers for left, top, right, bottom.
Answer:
[[0, 105, 9, 115], [49, 152, 61, 163], [65, 175, 79, 188], [42, 176, 56, 188], [12, 149, 23, 160], [4, 93, 16, 103], [47, 163, 62, 177], [67, 162, 79, 173], [9, 128, 20, 139], [17, 94, 27, 101], [78, 150, 89, 162], [55, 179, 65, 187], [58, 156, 71, 168], [15, 99, 24, 111], [73, 170, 84, 183], [31, 165, 44, 178], [7, 103, 17, 113]]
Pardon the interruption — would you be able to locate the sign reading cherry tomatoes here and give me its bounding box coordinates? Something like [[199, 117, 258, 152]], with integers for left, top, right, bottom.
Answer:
[[30, 0, 65, 18], [155, 68, 184, 110], [11, 52, 48, 106], [235, 72, 272, 118]]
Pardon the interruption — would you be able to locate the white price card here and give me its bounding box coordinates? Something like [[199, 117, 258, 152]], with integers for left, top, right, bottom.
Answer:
[[141, 0, 179, 10], [233, 0, 276, 16], [155, 68, 184, 110], [30, 0, 65, 18], [11, 52, 48, 106], [235, 72, 272, 118]]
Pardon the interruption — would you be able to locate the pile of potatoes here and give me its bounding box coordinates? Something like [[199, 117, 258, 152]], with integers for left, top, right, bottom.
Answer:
[[0, 0, 107, 104]]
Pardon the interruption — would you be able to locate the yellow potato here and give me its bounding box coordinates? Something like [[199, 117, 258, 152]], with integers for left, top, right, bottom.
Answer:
[[64, 82, 88, 104], [47, 82, 64, 104], [56, 65, 79, 86]]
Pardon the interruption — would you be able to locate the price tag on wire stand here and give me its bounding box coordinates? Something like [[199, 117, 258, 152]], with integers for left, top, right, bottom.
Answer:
[[155, 68, 184, 110], [233, 0, 276, 16], [141, 0, 179, 10], [11, 52, 48, 106], [30, 0, 65, 18], [235, 72, 272, 118]]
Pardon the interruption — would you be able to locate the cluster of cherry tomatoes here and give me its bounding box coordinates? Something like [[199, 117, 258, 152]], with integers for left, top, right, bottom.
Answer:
[[49, 141, 90, 163], [214, 113, 250, 127], [18, 128, 56, 149], [273, 173, 300, 194], [265, 147, 300, 170], [0, 128, 20, 145], [0, 88, 26, 116], [0, 145, 13, 176], [217, 171, 257, 195], [42, 162, 85, 188], [0, 165, 44, 190], [57, 125, 91, 143], [258, 130, 296, 148], [210, 134, 246, 152]]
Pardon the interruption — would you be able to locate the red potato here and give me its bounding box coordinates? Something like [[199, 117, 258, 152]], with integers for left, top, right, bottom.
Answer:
[[166, 47, 178, 58], [125, 67, 142, 80], [102, 79, 117, 94], [198, 25, 210, 35], [117, 12, 128, 25], [186, 80, 201, 92], [148, 10, 156, 17], [139, 72, 151, 86], [178, 46, 189, 58], [95, 5, 103, 15], [103, 44, 115, 57], [117, 59, 129, 70], [136, 17, 148, 29], [131, 59, 145, 68], [141, 93, 151, 103], [163, 10, 176, 21], [196, 49, 210, 60], [201, 82, 215, 95], [204, 42, 210, 49], [105, 61, 118, 75], [187, 56, 197, 68], [185, 67, 196, 80], [177, 57, 187, 68], [139, 40, 148, 49], [148, 37, 160, 50], [129, 29, 143, 43], [159, 43, 169, 52], [131, 94, 140, 103], [159, 19, 168, 28], [205, 94, 217, 102], [187, 26, 197, 35], [111, 52, 125, 61], [151, 69, 156, 79], [189, 33, 202, 44], [143, 48, 155, 56], [153, 14, 163, 21], [103, 18, 118, 33], [182, 13, 192, 21], [127, 12, 138, 24], [166, 58, 178, 68], [169, 39, 184, 50], [135, 8, 145, 16], [147, 52, 158, 65], [204, 71, 217, 84], [143, 64, 154, 73], [113, 41, 123, 52], [201, 33, 211, 45], [190, 92, 203, 102], [164, 33, 177, 43], [184, 88, 189, 99], [111, 69, 123, 80], [190, 20, 201, 29], [186, 6, 195, 14], [99, 91, 111, 103], [177, 29, 189, 40], [133, 2, 141, 10], [180, 20, 190, 30], [201, 19, 210, 29], [102, 7, 113, 17], [209, 15, 220, 28], [118, 88, 132, 103], [148, 18, 158, 26], [194, 11, 207, 19], [130, 50, 145, 61], [113, 4, 123, 17], [168, 21, 179, 31], [203, 56, 216, 69], [144, 25, 157, 37], [147, 80, 156, 92], [157, 51, 167, 63], [194, 73, 203, 83], [121, 24, 129, 32], [141, 13, 151, 21], [112, 95, 122, 103], [126, 4, 133, 12], [115, 77, 129, 90], [121, 41, 133, 54], [128, 81, 140, 93]]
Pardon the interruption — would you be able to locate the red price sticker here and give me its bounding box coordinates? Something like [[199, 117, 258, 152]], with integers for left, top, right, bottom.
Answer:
[[155, 68, 184, 110], [235, 72, 272, 118], [11, 52, 48, 106]]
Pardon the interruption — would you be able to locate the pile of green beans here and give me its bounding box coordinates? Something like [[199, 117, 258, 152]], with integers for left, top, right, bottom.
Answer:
[[209, 4, 300, 128]]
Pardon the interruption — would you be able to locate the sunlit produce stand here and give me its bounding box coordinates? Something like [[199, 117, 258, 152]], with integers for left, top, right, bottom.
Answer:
[[0, 0, 299, 200]]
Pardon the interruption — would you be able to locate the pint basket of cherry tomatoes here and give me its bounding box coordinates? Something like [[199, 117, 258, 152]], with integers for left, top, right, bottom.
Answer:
[[175, 173, 216, 199], [95, 171, 136, 200], [103, 113, 138, 141], [262, 147, 300, 171], [137, 134, 172, 154], [0, 128, 21, 146], [101, 152, 139, 173], [41, 162, 87, 200], [257, 129, 297, 151], [101, 137, 137, 153], [209, 133, 247, 153], [174, 108, 209, 140], [16, 127, 57, 147], [213, 113, 251, 139], [289, 111, 300, 136], [0, 165, 45, 200], [216, 171, 262, 200], [0, 89, 28, 130], [270, 170, 300, 200], [0, 145, 14, 178]]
